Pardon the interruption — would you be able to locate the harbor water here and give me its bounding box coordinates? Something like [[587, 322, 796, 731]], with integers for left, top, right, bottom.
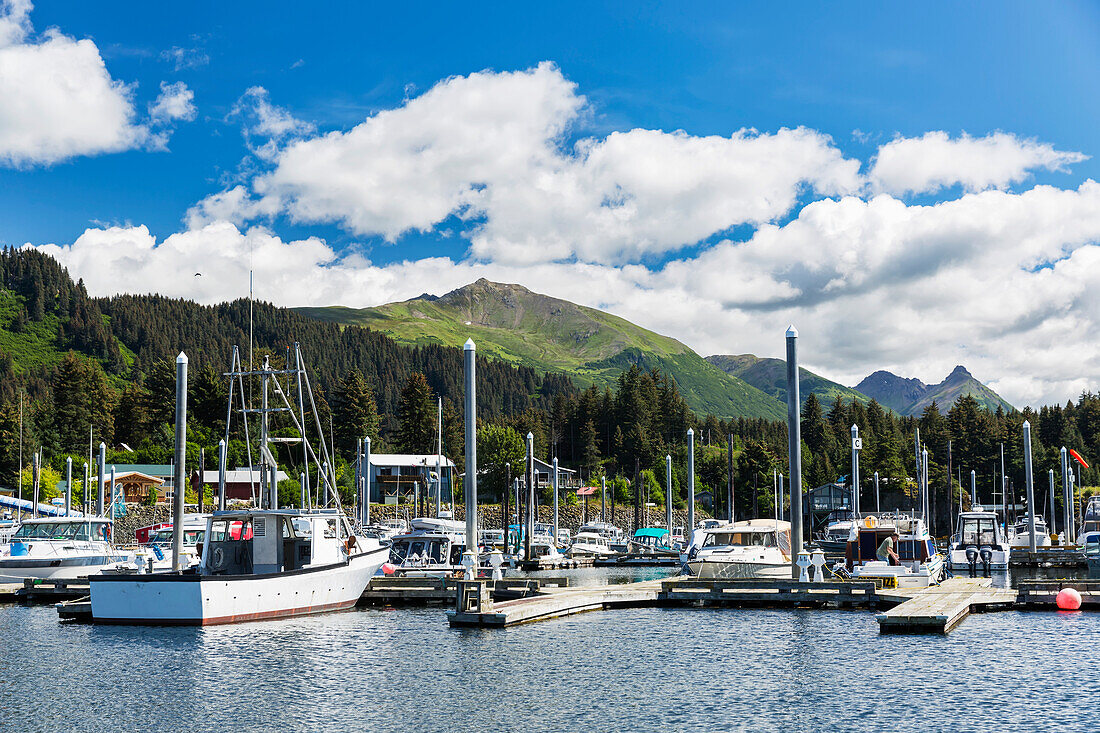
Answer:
[[2, 569, 1096, 732]]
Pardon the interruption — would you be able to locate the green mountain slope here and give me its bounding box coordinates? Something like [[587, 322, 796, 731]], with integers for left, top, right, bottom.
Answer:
[[706, 354, 870, 407], [297, 279, 787, 420], [855, 366, 1014, 416]]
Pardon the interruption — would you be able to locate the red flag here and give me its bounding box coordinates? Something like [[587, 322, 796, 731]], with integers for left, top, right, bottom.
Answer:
[[1069, 448, 1090, 469]]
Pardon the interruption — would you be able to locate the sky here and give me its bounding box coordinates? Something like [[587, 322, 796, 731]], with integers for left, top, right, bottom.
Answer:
[[3, 1, 1100, 409]]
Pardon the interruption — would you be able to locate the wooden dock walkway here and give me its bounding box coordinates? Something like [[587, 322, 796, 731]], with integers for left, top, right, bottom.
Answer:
[[1009, 548, 1086, 568], [876, 578, 1017, 634], [360, 575, 561, 605], [448, 578, 665, 627], [1016, 580, 1100, 608], [661, 578, 879, 608]]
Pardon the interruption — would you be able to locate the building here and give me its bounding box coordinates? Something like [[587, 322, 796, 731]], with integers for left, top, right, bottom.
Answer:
[[802, 482, 852, 537], [199, 469, 291, 501], [91, 464, 176, 504], [531, 457, 580, 491], [368, 454, 456, 505]]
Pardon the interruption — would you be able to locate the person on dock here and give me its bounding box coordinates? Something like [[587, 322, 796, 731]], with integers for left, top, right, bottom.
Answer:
[[877, 532, 900, 565]]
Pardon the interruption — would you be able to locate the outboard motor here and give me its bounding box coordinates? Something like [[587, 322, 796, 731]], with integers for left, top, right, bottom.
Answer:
[[979, 546, 993, 576], [965, 546, 979, 576]]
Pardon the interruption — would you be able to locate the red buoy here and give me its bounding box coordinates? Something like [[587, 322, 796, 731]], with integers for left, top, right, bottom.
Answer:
[[1056, 587, 1082, 610], [381, 563, 396, 576]]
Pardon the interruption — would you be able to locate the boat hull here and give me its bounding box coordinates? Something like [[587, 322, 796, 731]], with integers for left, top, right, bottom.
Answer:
[[88, 547, 387, 625], [948, 548, 1010, 570], [0, 553, 133, 583], [685, 559, 790, 580]]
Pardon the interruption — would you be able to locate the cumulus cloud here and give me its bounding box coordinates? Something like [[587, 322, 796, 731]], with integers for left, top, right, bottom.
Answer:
[[869, 131, 1086, 196], [228, 86, 314, 162], [33, 178, 1100, 408], [149, 81, 196, 123], [0, 0, 191, 166], [212, 63, 861, 264]]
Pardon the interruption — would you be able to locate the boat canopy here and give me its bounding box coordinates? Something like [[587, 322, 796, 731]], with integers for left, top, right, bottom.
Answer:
[[633, 528, 669, 538]]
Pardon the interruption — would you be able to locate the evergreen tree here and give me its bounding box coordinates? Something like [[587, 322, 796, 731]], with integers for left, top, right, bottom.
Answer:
[[396, 372, 435, 453], [333, 368, 381, 453]]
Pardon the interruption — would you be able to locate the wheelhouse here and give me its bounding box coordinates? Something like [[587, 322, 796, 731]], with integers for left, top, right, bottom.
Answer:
[[201, 510, 352, 576], [847, 527, 935, 568], [9, 518, 112, 542]]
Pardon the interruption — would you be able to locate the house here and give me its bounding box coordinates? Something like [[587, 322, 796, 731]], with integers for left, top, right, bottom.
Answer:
[[531, 457, 580, 491], [802, 482, 852, 537], [368, 454, 456, 505], [91, 464, 176, 504], [199, 469, 291, 501]]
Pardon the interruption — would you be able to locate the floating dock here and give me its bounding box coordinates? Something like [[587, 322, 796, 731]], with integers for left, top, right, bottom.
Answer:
[[876, 578, 1017, 634], [448, 578, 665, 627], [359, 575, 562, 605], [516, 556, 594, 571], [662, 578, 879, 608], [593, 554, 680, 567], [1008, 548, 1086, 568], [0, 579, 90, 604]]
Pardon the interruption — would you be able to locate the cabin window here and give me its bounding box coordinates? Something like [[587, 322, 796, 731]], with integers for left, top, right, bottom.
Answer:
[[958, 517, 997, 546]]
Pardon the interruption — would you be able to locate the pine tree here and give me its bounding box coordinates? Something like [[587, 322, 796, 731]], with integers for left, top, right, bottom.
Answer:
[[333, 368, 381, 453], [396, 372, 435, 453]]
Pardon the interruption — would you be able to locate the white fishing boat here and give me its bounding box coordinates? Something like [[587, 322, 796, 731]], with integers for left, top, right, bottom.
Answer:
[[845, 515, 945, 588], [88, 509, 386, 624], [1009, 515, 1052, 548], [567, 531, 616, 558], [684, 520, 792, 579], [948, 508, 1011, 571], [0, 516, 134, 583]]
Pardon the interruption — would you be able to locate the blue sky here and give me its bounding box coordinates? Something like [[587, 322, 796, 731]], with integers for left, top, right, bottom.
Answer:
[[4, 1, 1100, 406]]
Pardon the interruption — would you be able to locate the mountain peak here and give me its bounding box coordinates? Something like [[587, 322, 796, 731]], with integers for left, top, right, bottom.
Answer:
[[946, 365, 972, 379]]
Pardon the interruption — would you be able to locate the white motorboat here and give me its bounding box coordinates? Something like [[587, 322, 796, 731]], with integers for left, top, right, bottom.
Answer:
[[1078, 497, 1100, 547], [87, 509, 386, 624], [567, 531, 616, 558], [684, 520, 792, 579], [133, 514, 210, 572], [388, 516, 470, 576], [948, 508, 1011, 571], [845, 515, 945, 588], [577, 521, 627, 553], [1009, 515, 1052, 548], [0, 516, 134, 583]]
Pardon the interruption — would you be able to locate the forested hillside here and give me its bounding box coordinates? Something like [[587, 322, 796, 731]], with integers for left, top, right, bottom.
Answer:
[[1, 247, 1097, 537]]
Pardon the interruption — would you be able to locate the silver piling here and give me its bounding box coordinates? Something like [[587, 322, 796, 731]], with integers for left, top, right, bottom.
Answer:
[[218, 439, 227, 511], [850, 424, 860, 517], [463, 339, 477, 556], [1061, 446, 1069, 543], [525, 432, 534, 560], [172, 352, 188, 572], [687, 428, 695, 549], [552, 457, 559, 548], [601, 475, 607, 522], [363, 436, 372, 527], [97, 443, 106, 516], [1023, 421, 1037, 553], [65, 457, 72, 517], [665, 454, 673, 538], [785, 326, 804, 578], [874, 471, 880, 513]]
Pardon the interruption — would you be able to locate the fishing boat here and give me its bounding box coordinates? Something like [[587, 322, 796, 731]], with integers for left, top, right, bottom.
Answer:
[[576, 521, 627, 552], [0, 516, 134, 583], [948, 508, 1011, 571], [88, 509, 387, 624], [567, 531, 616, 558], [683, 520, 792, 579], [1009, 515, 1052, 548], [844, 515, 945, 588]]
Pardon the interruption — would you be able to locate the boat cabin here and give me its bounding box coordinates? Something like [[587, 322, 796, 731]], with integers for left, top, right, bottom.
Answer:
[[630, 527, 672, 551], [953, 511, 1008, 550], [846, 526, 935, 569], [8, 517, 113, 543], [201, 510, 352, 576]]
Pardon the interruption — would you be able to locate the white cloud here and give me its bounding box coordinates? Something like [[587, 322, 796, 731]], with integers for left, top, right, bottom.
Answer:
[[150, 81, 196, 123], [225, 63, 860, 265], [228, 86, 314, 162], [0, 0, 189, 166], [33, 178, 1100, 408], [160, 45, 208, 71], [869, 131, 1086, 196]]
